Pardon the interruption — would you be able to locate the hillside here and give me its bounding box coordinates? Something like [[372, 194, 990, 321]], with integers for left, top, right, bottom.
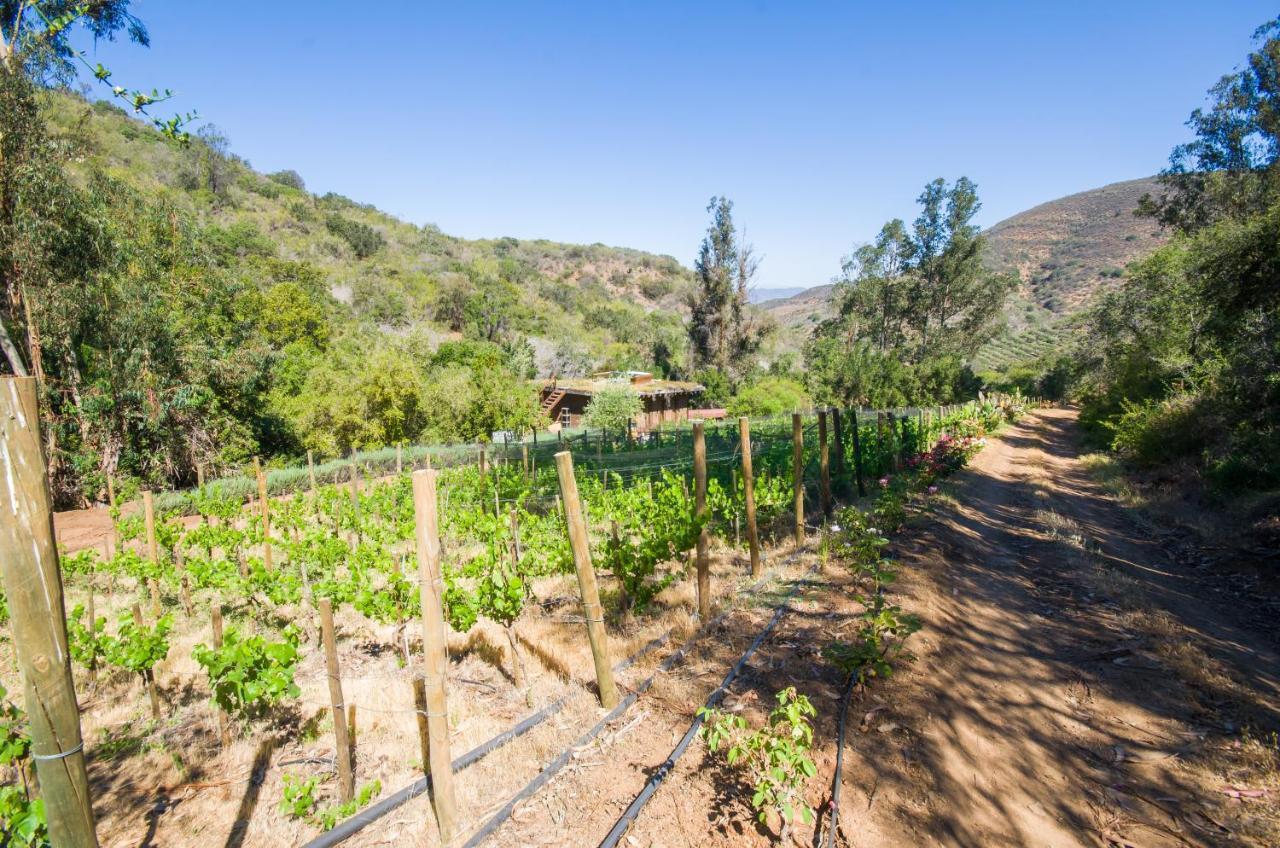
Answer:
[[762, 178, 1169, 369], [44, 92, 697, 376]]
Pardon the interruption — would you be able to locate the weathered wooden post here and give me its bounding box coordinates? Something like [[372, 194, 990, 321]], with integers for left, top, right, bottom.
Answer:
[[256, 466, 272, 572], [850, 410, 866, 497], [692, 422, 711, 620], [196, 464, 205, 488], [792, 413, 805, 547], [831, 408, 847, 495], [132, 604, 161, 719], [142, 489, 159, 563], [307, 449, 316, 494], [212, 608, 231, 749], [410, 469, 458, 842], [818, 409, 832, 517], [876, 412, 886, 476], [738, 417, 762, 577], [319, 598, 355, 803], [396, 443, 403, 475], [554, 451, 619, 708], [0, 376, 100, 847]]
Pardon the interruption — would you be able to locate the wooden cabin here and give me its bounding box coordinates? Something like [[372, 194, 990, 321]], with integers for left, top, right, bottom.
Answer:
[[539, 371, 706, 432]]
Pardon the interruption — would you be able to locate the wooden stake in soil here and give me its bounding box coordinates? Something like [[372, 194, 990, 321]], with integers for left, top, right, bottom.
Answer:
[[0, 376, 99, 848], [307, 449, 316, 494], [256, 466, 272, 571], [319, 598, 355, 803], [132, 604, 161, 720], [396, 443, 403, 475], [148, 577, 162, 620], [410, 469, 459, 842], [831, 408, 847, 495], [142, 489, 159, 563], [692, 422, 711, 621], [818, 409, 832, 517], [347, 704, 357, 761], [792, 413, 805, 547], [212, 608, 231, 749], [850, 410, 866, 497], [196, 464, 205, 488], [554, 451, 619, 708], [739, 417, 762, 577]]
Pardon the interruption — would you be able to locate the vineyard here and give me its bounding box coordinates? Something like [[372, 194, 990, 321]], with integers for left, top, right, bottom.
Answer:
[[1, 385, 1030, 847]]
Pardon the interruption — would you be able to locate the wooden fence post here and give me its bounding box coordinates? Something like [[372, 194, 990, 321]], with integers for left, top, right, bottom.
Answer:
[[818, 409, 831, 517], [0, 376, 100, 847], [831, 408, 846, 495], [792, 413, 804, 547], [850, 410, 865, 497], [212, 608, 231, 749], [692, 423, 710, 621], [554, 452, 619, 708], [142, 489, 159, 563], [319, 598, 354, 803], [738, 419, 760, 576], [410, 470, 459, 842], [307, 449, 316, 494], [256, 466, 272, 572], [132, 604, 161, 720], [396, 444, 403, 475], [876, 412, 885, 476]]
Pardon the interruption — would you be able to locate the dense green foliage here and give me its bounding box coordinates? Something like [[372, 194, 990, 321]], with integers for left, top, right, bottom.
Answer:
[[0, 70, 696, 506], [581, 382, 642, 432], [688, 197, 769, 388], [1075, 17, 1280, 490], [805, 178, 1015, 408]]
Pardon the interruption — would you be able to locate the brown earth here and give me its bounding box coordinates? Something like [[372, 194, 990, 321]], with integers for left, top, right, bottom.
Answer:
[[485, 408, 1279, 847]]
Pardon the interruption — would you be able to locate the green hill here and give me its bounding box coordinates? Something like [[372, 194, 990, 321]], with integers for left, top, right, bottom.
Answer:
[[762, 178, 1169, 370], [46, 92, 696, 374]]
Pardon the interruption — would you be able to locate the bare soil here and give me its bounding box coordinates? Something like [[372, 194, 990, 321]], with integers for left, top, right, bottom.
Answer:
[[29, 409, 1280, 846], [496, 408, 1280, 847]]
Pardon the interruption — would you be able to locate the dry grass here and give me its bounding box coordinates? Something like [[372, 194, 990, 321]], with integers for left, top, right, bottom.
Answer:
[[0, 528, 822, 847]]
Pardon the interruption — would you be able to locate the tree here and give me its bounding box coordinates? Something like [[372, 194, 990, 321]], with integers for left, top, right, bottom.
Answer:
[[687, 197, 769, 384], [582, 383, 642, 431], [1140, 17, 1280, 232], [727, 376, 810, 417], [806, 178, 1014, 407]]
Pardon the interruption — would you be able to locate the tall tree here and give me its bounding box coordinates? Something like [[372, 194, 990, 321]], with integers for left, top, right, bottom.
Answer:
[[1140, 18, 1280, 233], [825, 177, 1014, 365], [687, 196, 768, 383]]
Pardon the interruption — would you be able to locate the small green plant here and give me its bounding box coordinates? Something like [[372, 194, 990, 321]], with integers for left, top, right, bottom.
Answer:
[[280, 773, 382, 831], [193, 626, 301, 722], [66, 604, 112, 675], [105, 612, 172, 679], [0, 684, 47, 847], [698, 687, 817, 840]]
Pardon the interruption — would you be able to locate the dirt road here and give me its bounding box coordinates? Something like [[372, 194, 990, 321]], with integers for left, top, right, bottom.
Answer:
[[514, 408, 1279, 847]]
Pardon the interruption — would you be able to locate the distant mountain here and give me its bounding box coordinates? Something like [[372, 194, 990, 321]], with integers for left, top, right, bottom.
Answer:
[[749, 286, 808, 304], [761, 178, 1169, 369]]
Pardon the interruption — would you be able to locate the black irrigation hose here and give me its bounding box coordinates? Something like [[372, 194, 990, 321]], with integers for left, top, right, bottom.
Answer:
[[463, 551, 814, 848], [596, 564, 817, 848], [303, 623, 676, 848], [824, 671, 858, 848], [303, 698, 565, 848]]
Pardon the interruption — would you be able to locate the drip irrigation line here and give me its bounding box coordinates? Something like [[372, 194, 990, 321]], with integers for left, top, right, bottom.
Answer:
[[824, 670, 858, 848], [462, 549, 814, 848], [300, 697, 566, 848], [595, 561, 817, 848]]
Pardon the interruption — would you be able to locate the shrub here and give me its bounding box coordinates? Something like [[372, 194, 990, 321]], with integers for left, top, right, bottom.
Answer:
[[728, 377, 809, 417], [325, 214, 385, 259], [582, 383, 642, 432], [1108, 394, 1207, 467]]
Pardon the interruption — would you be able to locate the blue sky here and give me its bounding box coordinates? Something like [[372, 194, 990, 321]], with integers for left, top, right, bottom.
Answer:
[[85, 2, 1275, 290]]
